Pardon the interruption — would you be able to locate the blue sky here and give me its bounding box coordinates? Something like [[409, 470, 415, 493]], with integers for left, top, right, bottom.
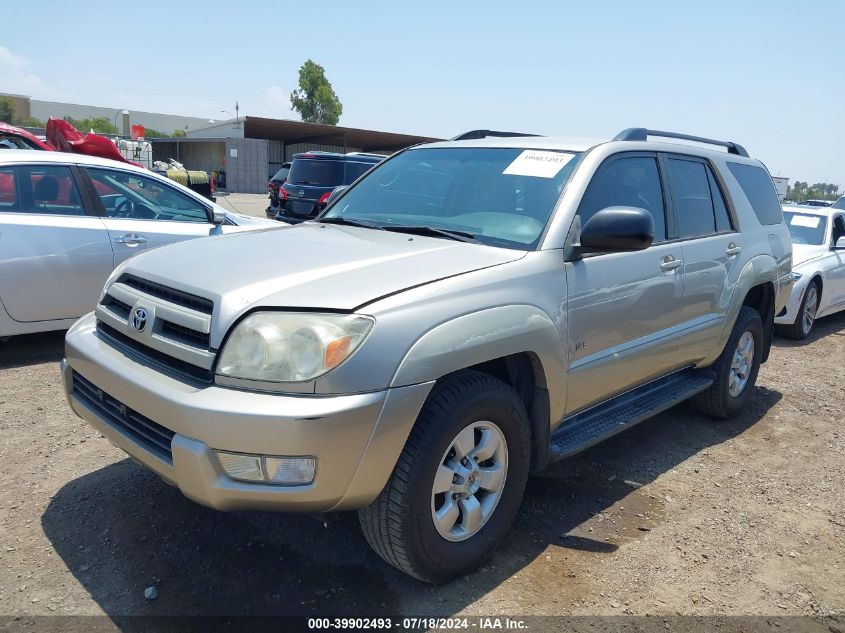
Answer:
[[3, 0, 843, 186]]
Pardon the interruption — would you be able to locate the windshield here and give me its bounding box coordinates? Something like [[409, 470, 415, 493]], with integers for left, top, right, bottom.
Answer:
[[322, 147, 582, 249], [784, 211, 827, 245], [287, 158, 343, 186]]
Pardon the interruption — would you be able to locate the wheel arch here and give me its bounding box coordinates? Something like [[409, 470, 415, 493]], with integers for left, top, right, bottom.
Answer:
[[390, 304, 567, 472], [714, 256, 779, 365]]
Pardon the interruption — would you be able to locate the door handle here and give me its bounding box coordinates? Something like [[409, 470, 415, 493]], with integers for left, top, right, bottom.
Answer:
[[725, 242, 742, 256], [115, 233, 148, 247], [659, 255, 682, 272]]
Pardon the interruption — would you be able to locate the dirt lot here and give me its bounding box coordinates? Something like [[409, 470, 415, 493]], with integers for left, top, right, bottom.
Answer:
[[0, 310, 843, 621]]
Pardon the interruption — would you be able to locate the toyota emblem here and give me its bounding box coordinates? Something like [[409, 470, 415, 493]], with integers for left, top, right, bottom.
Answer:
[[132, 307, 148, 332], [298, 189, 305, 198]]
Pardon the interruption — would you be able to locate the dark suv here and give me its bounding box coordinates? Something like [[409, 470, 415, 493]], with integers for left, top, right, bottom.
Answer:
[[274, 152, 383, 222], [265, 162, 291, 218]]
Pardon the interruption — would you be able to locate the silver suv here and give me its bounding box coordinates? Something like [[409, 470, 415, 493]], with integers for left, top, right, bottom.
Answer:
[[62, 128, 793, 582]]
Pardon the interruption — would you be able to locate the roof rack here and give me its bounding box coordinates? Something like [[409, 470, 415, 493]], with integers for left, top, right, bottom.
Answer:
[[345, 152, 386, 159], [613, 128, 749, 157], [451, 129, 541, 141]]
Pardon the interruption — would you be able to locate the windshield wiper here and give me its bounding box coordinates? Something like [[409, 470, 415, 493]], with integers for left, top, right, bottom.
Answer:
[[381, 224, 478, 243], [316, 216, 386, 230]]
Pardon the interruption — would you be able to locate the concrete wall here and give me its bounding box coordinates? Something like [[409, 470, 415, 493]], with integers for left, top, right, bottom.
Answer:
[[186, 120, 244, 139], [27, 98, 208, 135], [0, 93, 30, 119]]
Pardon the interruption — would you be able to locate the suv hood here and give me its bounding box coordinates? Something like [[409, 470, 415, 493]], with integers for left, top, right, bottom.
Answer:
[[119, 222, 524, 323]]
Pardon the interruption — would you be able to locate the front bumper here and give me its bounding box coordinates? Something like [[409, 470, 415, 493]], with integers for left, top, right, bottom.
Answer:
[[774, 276, 809, 325], [63, 313, 433, 512]]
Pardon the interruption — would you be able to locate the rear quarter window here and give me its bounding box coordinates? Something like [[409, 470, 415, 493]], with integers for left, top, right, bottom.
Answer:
[[727, 163, 783, 225]]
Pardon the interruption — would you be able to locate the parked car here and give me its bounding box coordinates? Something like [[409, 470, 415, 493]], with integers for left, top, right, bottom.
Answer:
[[0, 122, 53, 150], [0, 120, 216, 201], [63, 128, 792, 582], [832, 195, 845, 210], [775, 204, 845, 338], [0, 151, 276, 339], [797, 199, 833, 207], [274, 151, 383, 222], [266, 162, 292, 217]]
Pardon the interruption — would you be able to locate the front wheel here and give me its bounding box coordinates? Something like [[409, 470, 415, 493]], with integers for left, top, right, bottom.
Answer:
[[358, 370, 531, 582], [691, 306, 763, 419], [776, 279, 819, 340]]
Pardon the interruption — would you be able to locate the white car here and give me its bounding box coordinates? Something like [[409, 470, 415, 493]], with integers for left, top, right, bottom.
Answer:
[[0, 150, 277, 339], [775, 204, 845, 338]]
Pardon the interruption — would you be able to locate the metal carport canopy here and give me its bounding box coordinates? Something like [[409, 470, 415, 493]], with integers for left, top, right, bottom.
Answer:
[[243, 116, 442, 152]]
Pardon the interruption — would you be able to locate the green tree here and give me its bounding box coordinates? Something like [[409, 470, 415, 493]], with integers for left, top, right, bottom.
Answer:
[[289, 59, 343, 125], [172, 129, 186, 137], [142, 128, 171, 138], [14, 115, 45, 128], [0, 98, 15, 123], [64, 116, 118, 135]]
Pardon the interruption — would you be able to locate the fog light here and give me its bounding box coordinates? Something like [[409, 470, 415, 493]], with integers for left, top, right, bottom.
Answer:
[[215, 451, 316, 485], [264, 457, 316, 484], [217, 452, 263, 482]]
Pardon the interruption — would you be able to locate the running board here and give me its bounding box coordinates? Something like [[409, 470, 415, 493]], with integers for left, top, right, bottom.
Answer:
[[548, 369, 714, 461]]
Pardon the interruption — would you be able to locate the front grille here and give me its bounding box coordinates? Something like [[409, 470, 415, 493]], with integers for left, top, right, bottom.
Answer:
[[160, 320, 210, 348], [95, 275, 216, 384], [72, 371, 175, 463], [97, 321, 214, 383], [118, 274, 213, 315], [102, 295, 131, 320]]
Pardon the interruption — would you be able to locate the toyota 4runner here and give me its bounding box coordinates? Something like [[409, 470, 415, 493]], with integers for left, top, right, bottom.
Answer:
[[62, 128, 793, 582]]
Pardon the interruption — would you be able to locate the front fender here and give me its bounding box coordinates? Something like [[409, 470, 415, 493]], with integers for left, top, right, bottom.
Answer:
[[390, 304, 567, 423]]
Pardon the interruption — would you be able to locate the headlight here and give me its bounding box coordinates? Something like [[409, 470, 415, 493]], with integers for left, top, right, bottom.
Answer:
[[217, 312, 374, 382]]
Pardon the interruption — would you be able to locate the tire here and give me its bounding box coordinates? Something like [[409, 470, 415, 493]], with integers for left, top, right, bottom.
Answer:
[[358, 370, 531, 583], [775, 279, 819, 340], [691, 306, 763, 419]]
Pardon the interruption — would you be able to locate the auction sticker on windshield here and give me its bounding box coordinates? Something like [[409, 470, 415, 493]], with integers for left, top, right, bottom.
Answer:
[[503, 150, 575, 178], [790, 214, 821, 228]]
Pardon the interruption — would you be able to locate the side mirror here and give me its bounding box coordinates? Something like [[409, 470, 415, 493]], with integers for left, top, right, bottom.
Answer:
[[834, 236, 845, 250], [211, 207, 226, 225], [577, 206, 654, 254], [326, 185, 347, 206]]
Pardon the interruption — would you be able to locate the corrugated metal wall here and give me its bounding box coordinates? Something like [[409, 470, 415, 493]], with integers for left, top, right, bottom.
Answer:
[[285, 143, 362, 161], [225, 138, 269, 193]]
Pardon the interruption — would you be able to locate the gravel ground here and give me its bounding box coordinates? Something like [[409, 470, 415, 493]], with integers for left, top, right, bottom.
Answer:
[[0, 310, 843, 620], [215, 192, 273, 219]]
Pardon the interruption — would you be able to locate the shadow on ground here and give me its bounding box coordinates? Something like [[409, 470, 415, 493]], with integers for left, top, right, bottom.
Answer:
[[42, 380, 782, 625], [772, 310, 845, 347], [0, 331, 65, 369]]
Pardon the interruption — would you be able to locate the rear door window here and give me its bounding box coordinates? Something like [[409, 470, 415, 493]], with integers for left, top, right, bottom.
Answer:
[[0, 165, 85, 215], [0, 167, 15, 207], [727, 163, 783, 225]]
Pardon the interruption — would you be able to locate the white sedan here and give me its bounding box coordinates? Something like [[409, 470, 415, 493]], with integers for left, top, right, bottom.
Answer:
[[0, 150, 277, 339], [775, 204, 845, 339]]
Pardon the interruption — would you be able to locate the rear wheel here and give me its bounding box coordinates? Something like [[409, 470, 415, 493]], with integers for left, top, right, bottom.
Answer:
[[776, 279, 819, 340], [358, 370, 531, 582], [691, 306, 763, 419]]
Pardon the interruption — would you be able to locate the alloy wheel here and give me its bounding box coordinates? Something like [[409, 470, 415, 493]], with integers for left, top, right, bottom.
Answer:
[[430, 421, 508, 542], [802, 285, 818, 336], [729, 331, 755, 397]]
